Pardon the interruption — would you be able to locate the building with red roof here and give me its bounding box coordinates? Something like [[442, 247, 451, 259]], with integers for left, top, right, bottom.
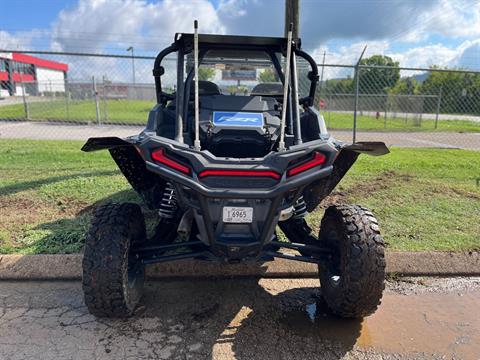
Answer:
[[0, 52, 68, 97]]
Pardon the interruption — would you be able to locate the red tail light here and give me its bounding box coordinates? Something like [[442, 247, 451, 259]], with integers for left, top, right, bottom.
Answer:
[[198, 169, 281, 180], [151, 148, 190, 174], [287, 152, 326, 177]]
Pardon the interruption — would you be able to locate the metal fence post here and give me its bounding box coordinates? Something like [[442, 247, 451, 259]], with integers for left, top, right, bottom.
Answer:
[[435, 87, 442, 129], [385, 95, 389, 120], [327, 94, 331, 128], [384, 95, 388, 128], [102, 76, 109, 123], [353, 67, 360, 143], [353, 68, 361, 143], [65, 78, 70, 122], [20, 74, 30, 120], [93, 76, 101, 125]]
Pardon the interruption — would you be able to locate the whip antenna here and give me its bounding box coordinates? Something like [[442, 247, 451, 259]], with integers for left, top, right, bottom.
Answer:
[[193, 20, 201, 150], [278, 23, 293, 151]]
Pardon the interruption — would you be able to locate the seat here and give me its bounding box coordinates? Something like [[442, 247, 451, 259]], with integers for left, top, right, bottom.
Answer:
[[251, 82, 283, 96], [190, 80, 221, 96]]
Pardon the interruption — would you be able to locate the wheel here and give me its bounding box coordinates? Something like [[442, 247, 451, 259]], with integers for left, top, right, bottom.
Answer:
[[82, 202, 146, 318], [318, 205, 385, 318]]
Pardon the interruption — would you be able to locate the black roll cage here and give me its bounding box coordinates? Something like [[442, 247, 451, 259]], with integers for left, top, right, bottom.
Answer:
[[152, 33, 319, 142]]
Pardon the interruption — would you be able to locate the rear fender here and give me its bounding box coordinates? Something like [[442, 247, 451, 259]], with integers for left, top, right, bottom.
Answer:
[[82, 137, 166, 209], [303, 142, 389, 212], [81, 137, 132, 152]]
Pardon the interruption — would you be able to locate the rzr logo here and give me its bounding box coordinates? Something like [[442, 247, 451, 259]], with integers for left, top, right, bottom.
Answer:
[[216, 116, 259, 123], [213, 111, 263, 126]]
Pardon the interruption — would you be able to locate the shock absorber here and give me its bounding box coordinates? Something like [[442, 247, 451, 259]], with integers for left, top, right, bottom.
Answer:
[[158, 182, 178, 219], [292, 196, 308, 219]]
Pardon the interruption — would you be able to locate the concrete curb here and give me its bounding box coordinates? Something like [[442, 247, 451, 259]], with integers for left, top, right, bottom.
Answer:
[[0, 251, 479, 280]]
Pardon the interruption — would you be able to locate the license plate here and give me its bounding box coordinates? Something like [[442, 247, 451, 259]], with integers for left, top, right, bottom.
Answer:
[[222, 207, 253, 223]]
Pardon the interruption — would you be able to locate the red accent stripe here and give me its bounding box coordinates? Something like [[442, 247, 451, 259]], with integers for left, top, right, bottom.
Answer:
[[0, 71, 8, 81], [12, 53, 68, 72], [151, 148, 190, 174], [11, 73, 35, 82], [287, 152, 326, 177], [199, 169, 281, 180]]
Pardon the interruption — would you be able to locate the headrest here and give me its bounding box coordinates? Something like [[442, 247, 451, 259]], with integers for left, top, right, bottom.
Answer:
[[191, 80, 221, 96], [251, 82, 283, 96]]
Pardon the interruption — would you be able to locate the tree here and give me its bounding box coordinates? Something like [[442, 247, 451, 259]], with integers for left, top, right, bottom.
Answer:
[[389, 77, 420, 95], [324, 77, 354, 94], [258, 68, 277, 83], [420, 69, 480, 114], [198, 67, 215, 81], [359, 55, 400, 94]]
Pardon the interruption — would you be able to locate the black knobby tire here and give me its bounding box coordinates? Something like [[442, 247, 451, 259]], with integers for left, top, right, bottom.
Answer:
[[318, 205, 385, 318], [82, 202, 146, 318]]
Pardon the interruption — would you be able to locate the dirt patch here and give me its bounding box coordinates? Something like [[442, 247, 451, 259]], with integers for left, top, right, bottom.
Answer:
[[319, 170, 412, 208], [449, 187, 480, 201], [0, 194, 90, 246]]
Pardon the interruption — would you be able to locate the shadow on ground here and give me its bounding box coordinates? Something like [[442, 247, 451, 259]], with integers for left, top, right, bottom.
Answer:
[[0, 278, 365, 359], [0, 170, 119, 197], [12, 189, 145, 254], [135, 279, 362, 359]]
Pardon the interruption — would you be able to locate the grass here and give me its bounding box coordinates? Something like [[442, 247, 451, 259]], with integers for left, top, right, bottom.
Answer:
[[0, 99, 154, 124], [324, 112, 480, 132], [0, 139, 479, 254], [1, 98, 480, 132]]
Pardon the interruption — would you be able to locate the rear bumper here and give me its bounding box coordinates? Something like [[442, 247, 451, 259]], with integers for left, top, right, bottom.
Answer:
[[139, 136, 337, 262], [146, 162, 333, 199]]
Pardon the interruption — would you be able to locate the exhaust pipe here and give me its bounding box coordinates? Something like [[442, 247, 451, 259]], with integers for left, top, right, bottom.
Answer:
[[177, 209, 194, 239]]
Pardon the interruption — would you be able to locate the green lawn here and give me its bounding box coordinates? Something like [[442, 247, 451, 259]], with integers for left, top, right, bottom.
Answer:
[[0, 99, 154, 124], [0, 139, 479, 254], [324, 112, 480, 132], [1, 99, 480, 132]]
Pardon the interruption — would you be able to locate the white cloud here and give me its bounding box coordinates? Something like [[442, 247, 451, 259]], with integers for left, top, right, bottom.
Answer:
[[310, 41, 391, 79], [51, 0, 146, 52], [425, 0, 480, 38], [388, 40, 480, 72], [452, 40, 480, 70], [216, 0, 480, 48], [0, 29, 48, 51], [2, 0, 479, 83], [50, 0, 225, 53], [311, 38, 480, 80], [144, 0, 225, 41]]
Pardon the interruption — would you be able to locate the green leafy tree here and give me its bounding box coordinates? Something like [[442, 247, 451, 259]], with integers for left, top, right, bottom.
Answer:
[[420, 69, 480, 114], [258, 68, 277, 83], [198, 67, 215, 81], [227, 85, 238, 95], [359, 55, 400, 94], [389, 77, 420, 95], [324, 77, 354, 94]]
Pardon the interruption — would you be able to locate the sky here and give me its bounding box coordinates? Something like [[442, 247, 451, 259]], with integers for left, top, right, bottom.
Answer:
[[1, 0, 479, 77]]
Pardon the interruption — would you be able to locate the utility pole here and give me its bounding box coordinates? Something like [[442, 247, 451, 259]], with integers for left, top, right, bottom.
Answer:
[[126, 46, 136, 85], [284, 0, 300, 38]]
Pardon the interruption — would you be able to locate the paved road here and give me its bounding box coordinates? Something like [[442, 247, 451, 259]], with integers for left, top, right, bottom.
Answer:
[[0, 277, 479, 359], [0, 121, 479, 150]]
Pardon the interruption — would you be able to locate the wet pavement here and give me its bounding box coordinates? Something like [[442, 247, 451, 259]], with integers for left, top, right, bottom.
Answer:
[[0, 277, 479, 359]]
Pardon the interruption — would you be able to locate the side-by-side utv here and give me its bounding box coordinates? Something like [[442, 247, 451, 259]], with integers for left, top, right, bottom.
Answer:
[[81, 24, 389, 319]]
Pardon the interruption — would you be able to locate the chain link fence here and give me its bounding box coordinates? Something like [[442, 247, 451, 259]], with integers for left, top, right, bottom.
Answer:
[[0, 50, 479, 149], [0, 49, 479, 257]]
